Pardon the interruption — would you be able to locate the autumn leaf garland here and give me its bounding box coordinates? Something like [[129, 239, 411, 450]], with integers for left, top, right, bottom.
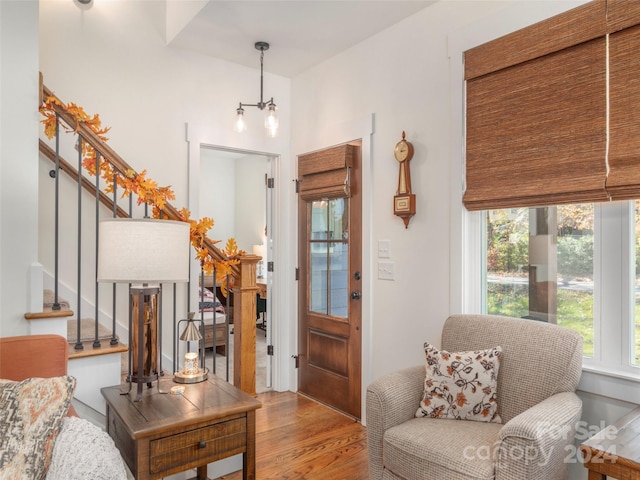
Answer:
[[40, 96, 244, 283]]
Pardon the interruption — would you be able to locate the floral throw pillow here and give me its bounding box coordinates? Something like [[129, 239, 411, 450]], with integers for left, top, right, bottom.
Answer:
[[416, 344, 502, 423], [0, 375, 76, 479]]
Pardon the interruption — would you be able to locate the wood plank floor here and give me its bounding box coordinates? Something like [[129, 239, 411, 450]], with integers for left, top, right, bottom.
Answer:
[[216, 391, 370, 480]]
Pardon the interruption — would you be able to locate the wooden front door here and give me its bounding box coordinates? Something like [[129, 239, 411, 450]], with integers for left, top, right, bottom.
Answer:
[[297, 141, 362, 419]]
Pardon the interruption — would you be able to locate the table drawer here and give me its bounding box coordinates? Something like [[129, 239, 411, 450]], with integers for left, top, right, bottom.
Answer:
[[149, 417, 246, 475]]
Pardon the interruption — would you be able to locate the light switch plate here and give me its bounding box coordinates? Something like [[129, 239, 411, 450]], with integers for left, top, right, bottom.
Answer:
[[378, 240, 391, 258], [378, 261, 395, 280]]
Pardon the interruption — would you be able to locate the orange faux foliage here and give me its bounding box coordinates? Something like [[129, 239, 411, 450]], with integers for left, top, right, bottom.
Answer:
[[176, 208, 236, 284], [215, 238, 244, 297], [40, 96, 110, 142], [222, 238, 244, 259], [40, 97, 175, 212], [40, 94, 242, 284]]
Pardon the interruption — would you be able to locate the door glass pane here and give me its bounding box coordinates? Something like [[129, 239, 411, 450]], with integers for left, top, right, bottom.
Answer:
[[330, 242, 348, 317], [309, 199, 348, 318], [485, 205, 594, 357]]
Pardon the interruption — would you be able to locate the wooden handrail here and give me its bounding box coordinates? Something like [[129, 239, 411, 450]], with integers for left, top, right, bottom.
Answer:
[[41, 85, 239, 278], [39, 139, 129, 218]]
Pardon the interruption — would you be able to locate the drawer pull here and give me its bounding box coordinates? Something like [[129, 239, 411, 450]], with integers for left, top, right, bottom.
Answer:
[[198, 441, 206, 449]]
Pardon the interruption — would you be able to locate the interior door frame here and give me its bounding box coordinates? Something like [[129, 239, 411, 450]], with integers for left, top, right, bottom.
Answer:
[[186, 122, 282, 390], [292, 114, 374, 422]]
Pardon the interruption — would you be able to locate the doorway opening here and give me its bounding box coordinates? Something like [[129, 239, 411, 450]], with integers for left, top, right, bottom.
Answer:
[[199, 145, 275, 392]]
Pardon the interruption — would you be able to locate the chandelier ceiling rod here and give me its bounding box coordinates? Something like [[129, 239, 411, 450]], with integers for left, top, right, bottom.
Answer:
[[239, 41, 273, 110]]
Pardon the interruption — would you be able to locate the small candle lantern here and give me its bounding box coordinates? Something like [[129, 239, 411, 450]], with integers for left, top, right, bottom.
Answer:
[[174, 312, 208, 384]]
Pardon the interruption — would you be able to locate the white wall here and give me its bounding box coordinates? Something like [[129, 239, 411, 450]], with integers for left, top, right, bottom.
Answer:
[[199, 149, 267, 252], [199, 150, 235, 242], [234, 155, 267, 251], [0, 0, 40, 337]]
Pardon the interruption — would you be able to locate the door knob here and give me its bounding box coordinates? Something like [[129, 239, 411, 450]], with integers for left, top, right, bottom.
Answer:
[[351, 291, 361, 300]]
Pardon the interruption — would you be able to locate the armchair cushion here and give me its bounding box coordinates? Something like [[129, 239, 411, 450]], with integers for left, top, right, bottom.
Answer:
[[416, 343, 502, 423], [0, 375, 76, 479], [385, 417, 502, 480]]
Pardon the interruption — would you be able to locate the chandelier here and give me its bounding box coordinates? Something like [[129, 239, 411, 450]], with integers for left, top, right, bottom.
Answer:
[[234, 41, 278, 138]]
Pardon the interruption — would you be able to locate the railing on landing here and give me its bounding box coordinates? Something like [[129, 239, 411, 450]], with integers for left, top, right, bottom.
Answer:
[[37, 80, 260, 395]]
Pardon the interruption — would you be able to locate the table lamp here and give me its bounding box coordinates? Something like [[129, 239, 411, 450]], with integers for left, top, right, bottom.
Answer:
[[97, 218, 190, 401]]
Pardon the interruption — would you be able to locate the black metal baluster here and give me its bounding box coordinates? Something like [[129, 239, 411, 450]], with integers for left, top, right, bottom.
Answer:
[[75, 136, 84, 350], [52, 115, 61, 310], [158, 284, 163, 377], [110, 171, 119, 345], [172, 282, 177, 375], [200, 265, 207, 373], [127, 194, 133, 381], [94, 152, 101, 348], [225, 272, 230, 381]]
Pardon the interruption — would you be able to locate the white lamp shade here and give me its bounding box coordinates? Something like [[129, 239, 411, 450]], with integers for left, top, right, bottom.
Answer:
[[252, 244, 266, 259], [97, 218, 190, 283]]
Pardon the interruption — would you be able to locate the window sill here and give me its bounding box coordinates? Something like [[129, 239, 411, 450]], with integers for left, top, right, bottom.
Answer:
[[578, 364, 640, 403]]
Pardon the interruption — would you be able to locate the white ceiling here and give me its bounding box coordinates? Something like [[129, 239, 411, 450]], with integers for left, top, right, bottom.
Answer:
[[167, 0, 437, 78]]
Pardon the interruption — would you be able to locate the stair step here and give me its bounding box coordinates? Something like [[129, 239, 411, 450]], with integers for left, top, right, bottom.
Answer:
[[24, 289, 73, 320], [67, 319, 126, 363], [68, 338, 127, 360], [43, 289, 70, 309], [67, 317, 116, 344], [24, 309, 73, 320]]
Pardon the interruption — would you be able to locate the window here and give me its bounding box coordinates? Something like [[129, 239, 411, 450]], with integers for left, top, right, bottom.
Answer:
[[483, 201, 640, 372], [309, 199, 348, 318], [485, 205, 594, 357]]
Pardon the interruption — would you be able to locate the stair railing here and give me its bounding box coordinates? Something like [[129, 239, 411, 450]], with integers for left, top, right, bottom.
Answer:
[[38, 82, 259, 395]]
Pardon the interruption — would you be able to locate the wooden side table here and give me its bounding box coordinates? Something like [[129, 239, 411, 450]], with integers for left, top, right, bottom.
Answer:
[[101, 375, 261, 480], [580, 405, 640, 480]]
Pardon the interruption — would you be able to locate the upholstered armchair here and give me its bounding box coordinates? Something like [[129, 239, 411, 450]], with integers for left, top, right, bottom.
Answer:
[[366, 314, 583, 480]]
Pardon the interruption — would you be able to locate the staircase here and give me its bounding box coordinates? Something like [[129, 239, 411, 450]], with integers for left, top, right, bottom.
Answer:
[[32, 77, 261, 412]]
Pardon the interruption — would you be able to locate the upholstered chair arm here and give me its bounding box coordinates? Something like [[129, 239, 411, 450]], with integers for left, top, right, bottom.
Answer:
[[366, 365, 425, 480], [495, 392, 582, 480]]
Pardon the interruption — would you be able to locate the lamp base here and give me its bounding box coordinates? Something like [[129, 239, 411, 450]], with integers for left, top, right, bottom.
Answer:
[[174, 367, 209, 384]]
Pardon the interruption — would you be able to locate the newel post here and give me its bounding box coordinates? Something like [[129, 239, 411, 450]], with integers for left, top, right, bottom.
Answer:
[[233, 253, 260, 395]]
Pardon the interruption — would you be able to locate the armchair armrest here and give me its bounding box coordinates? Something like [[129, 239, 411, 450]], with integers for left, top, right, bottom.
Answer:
[[366, 365, 425, 480], [496, 391, 582, 480]]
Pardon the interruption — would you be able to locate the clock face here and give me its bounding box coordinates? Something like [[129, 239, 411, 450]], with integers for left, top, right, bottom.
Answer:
[[394, 140, 412, 163]]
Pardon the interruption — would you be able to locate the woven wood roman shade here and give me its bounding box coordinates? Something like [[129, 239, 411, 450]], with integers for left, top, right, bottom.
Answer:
[[607, 0, 640, 200], [464, 0, 640, 211], [298, 144, 355, 201]]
